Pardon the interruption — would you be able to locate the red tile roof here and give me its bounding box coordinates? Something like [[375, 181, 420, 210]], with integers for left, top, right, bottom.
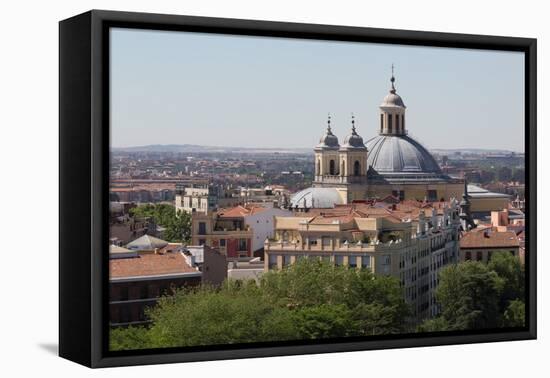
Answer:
[[218, 205, 269, 218], [460, 230, 520, 249], [109, 252, 198, 279]]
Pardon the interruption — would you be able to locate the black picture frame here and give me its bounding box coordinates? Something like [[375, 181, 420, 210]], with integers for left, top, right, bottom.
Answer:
[[59, 9, 537, 368]]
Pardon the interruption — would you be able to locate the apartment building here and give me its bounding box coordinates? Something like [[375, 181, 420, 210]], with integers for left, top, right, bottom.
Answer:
[[264, 200, 462, 321]]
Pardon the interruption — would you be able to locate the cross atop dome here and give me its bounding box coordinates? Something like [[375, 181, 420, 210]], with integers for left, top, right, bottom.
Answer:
[[390, 64, 396, 93]]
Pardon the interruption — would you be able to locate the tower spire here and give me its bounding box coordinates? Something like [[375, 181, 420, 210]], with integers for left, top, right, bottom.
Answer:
[[327, 112, 332, 133], [351, 113, 356, 134], [390, 64, 396, 93]]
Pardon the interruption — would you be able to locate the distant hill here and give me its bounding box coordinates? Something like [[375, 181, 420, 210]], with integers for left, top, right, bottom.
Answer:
[[112, 144, 522, 156], [112, 144, 312, 154], [430, 148, 523, 155]]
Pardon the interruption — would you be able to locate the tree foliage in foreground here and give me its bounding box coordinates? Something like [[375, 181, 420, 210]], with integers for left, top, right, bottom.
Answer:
[[418, 252, 525, 332], [110, 259, 410, 350]]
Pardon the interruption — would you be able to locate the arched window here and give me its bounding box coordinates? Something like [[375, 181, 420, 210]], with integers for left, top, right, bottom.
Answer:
[[354, 160, 361, 176], [329, 159, 336, 175], [402, 114, 405, 132], [380, 114, 384, 133], [388, 114, 393, 133], [282, 231, 289, 242]]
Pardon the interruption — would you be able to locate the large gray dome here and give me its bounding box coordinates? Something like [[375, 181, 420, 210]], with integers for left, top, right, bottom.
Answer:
[[366, 135, 442, 177], [290, 187, 344, 209]]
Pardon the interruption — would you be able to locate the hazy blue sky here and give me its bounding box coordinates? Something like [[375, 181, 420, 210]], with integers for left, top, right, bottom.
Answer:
[[110, 28, 525, 152]]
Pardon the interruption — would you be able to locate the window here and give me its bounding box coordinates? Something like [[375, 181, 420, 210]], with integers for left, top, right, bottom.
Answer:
[[354, 160, 361, 176], [199, 238, 206, 246], [140, 285, 149, 299], [119, 286, 129, 301], [388, 114, 393, 133], [476, 251, 483, 261], [198, 222, 206, 235], [329, 159, 336, 175], [238, 238, 248, 251], [335, 255, 344, 266], [465, 251, 471, 261], [322, 236, 331, 246], [309, 239, 318, 246], [268, 254, 278, 269], [220, 239, 226, 247], [283, 255, 291, 266], [382, 255, 391, 265], [427, 190, 437, 202], [282, 231, 290, 242], [392, 190, 405, 200], [361, 255, 371, 269], [402, 114, 405, 130], [348, 255, 357, 267], [316, 159, 321, 175], [380, 114, 384, 132]]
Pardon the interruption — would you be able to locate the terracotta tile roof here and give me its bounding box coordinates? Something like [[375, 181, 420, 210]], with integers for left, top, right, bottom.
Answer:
[[460, 230, 520, 249], [218, 205, 269, 218], [309, 213, 356, 224], [301, 200, 450, 224], [109, 252, 198, 279]]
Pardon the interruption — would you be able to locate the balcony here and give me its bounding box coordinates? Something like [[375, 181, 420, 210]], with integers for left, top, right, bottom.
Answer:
[[265, 238, 409, 253], [314, 175, 368, 184]]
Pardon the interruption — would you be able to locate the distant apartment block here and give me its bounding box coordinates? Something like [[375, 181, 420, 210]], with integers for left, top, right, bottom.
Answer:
[[175, 181, 240, 214]]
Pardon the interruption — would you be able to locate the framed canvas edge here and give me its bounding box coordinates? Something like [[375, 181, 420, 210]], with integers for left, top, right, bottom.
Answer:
[[59, 9, 537, 369]]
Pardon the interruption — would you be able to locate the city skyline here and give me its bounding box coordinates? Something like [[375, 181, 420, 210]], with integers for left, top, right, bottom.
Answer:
[[111, 28, 525, 152]]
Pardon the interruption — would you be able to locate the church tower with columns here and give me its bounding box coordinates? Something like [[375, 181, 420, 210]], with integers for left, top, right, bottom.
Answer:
[[379, 65, 407, 136]]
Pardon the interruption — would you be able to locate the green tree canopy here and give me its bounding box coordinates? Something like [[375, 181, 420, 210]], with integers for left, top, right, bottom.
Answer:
[[503, 299, 525, 327], [435, 261, 504, 330], [487, 251, 525, 312], [110, 259, 410, 350]]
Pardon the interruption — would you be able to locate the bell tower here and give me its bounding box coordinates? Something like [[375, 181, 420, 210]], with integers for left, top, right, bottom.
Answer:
[[339, 114, 368, 201], [379, 65, 407, 136], [340, 114, 368, 181], [314, 114, 340, 183]]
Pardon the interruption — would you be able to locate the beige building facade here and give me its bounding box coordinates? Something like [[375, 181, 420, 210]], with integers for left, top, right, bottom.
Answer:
[[264, 200, 462, 322]]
